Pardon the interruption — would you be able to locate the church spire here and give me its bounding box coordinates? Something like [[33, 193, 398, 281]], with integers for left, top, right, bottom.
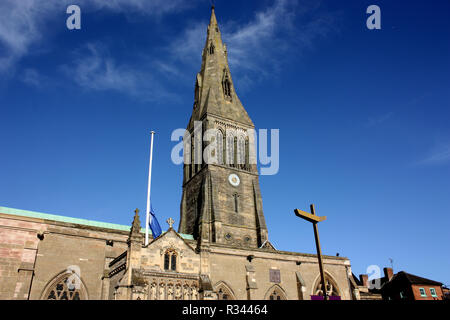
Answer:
[[188, 6, 253, 129], [209, 5, 218, 29]]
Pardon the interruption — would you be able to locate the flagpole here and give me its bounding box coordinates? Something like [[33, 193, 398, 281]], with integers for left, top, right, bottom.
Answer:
[[145, 131, 155, 246]]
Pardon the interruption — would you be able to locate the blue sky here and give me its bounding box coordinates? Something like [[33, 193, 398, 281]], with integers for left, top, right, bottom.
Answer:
[[1, 0, 449, 286]]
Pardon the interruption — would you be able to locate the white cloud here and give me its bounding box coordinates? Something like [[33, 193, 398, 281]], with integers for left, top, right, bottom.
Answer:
[[0, 0, 195, 74], [0, 1, 57, 73], [0, 0, 336, 99], [61, 43, 178, 102]]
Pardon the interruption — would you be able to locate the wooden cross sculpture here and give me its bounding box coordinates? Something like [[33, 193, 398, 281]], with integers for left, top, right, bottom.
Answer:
[[294, 204, 328, 300]]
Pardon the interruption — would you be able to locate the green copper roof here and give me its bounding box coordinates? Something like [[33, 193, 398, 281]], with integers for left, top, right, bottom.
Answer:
[[0, 206, 194, 240]]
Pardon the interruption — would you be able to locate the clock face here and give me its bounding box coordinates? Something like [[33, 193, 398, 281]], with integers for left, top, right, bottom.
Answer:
[[228, 174, 240, 187]]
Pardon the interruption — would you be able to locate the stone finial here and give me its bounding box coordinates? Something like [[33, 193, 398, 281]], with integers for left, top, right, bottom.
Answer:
[[130, 208, 141, 235], [166, 217, 174, 229]]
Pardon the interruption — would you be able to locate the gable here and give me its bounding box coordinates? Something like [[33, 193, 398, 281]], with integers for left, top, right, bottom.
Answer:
[[140, 229, 200, 274], [147, 229, 196, 253]]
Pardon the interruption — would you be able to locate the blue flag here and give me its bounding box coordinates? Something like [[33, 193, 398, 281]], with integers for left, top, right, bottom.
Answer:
[[149, 206, 162, 238]]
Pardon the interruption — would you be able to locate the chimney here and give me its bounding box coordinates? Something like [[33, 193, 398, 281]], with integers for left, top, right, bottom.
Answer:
[[383, 267, 394, 281], [359, 274, 369, 287]]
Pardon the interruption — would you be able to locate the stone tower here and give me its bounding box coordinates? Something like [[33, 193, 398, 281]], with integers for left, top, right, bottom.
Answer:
[[178, 7, 268, 248]]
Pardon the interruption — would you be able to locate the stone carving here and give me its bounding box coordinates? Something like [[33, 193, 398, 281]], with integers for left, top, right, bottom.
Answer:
[[140, 277, 199, 300], [167, 283, 173, 300], [175, 284, 182, 300], [150, 282, 157, 300], [159, 283, 165, 299]]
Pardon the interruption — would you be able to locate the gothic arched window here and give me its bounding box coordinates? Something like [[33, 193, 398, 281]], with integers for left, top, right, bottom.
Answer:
[[265, 285, 287, 300], [237, 135, 245, 169], [215, 282, 235, 300], [164, 249, 178, 271], [216, 129, 224, 165], [233, 193, 239, 213], [245, 137, 250, 170], [226, 134, 234, 166], [42, 271, 87, 300], [209, 43, 215, 55], [314, 275, 340, 297]]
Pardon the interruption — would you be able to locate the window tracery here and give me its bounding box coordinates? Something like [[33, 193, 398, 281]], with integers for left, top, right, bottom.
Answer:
[[215, 282, 235, 300], [265, 285, 287, 300], [269, 288, 286, 300], [314, 275, 340, 297], [43, 272, 86, 300]]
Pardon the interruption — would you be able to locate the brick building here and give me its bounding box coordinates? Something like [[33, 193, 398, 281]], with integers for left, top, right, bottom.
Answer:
[[0, 7, 361, 300], [359, 267, 445, 301]]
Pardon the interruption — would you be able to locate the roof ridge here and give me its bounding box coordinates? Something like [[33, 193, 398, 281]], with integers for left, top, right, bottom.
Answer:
[[0, 206, 194, 240]]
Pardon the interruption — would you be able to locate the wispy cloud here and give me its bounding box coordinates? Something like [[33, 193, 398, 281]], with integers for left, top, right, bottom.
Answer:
[[0, 1, 56, 73], [417, 144, 450, 166], [61, 43, 179, 102], [366, 112, 394, 127], [0, 0, 195, 74], [0, 0, 336, 100]]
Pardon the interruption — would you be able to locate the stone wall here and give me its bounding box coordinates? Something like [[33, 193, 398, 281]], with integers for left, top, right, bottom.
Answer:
[[0, 212, 128, 300], [0, 215, 42, 299], [208, 244, 353, 300]]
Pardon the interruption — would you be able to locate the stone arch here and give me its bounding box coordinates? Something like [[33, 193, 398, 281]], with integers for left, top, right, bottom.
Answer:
[[311, 271, 341, 297], [264, 284, 288, 300], [40, 269, 88, 300], [214, 281, 236, 300]]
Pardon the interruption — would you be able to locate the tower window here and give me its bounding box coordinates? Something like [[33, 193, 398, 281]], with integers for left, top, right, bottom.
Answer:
[[216, 129, 224, 164], [209, 43, 215, 55], [226, 134, 234, 166], [237, 135, 245, 169], [233, 193, 239, 213], [222, 70, 232, 100]]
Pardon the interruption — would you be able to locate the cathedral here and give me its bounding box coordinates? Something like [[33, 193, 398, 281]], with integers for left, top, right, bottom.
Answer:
[[0, 8, 361, 300]]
